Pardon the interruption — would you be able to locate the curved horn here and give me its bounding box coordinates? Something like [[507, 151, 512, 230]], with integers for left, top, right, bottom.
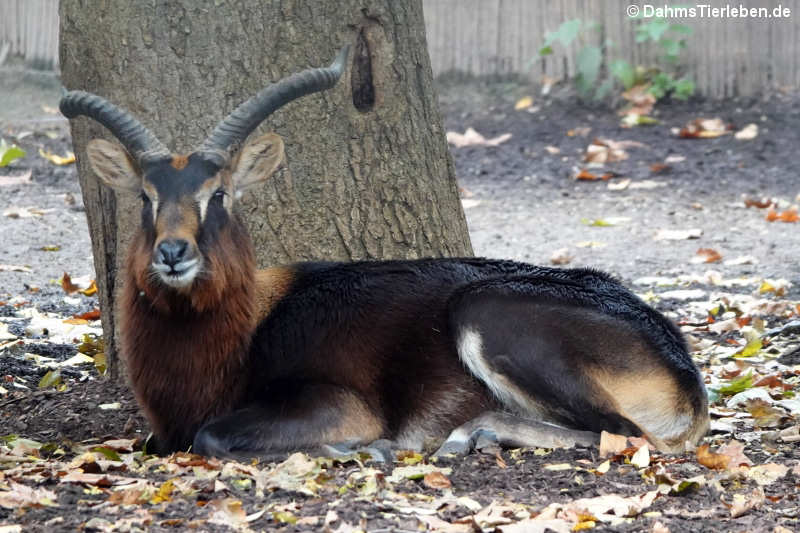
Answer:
[[59, 90, 170, 166], [197, 45, 350, 167]]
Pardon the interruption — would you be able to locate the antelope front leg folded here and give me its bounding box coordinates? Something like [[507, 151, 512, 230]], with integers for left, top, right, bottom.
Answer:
[[62, 46, 708, 460]]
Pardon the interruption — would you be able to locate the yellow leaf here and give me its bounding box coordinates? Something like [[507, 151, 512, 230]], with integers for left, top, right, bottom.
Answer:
[[150, 479, 176, 504], [38, 148, 75, 166], [735, 338, 762, 358], [80, 280, 98, 296], [38, 369, 62, 389], [273, 511, 297, 525], [514, 96, 534, 110], [62, 318, 88, 325], [573, 521, 596, 531]]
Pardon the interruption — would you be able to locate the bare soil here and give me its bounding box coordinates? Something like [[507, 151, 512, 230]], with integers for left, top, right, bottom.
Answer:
[[0, 77, 799, 531]]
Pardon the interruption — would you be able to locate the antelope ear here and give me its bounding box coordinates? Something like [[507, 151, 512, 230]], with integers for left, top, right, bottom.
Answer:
[[231, 133, 285, 195], [86, 139, 141, 192]]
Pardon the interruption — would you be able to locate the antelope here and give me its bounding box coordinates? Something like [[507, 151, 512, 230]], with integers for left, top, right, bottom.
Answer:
[[61, 46, 709, 460]]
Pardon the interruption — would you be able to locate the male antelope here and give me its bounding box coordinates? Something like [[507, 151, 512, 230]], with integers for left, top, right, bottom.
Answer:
[[61, 47, 708, 460]]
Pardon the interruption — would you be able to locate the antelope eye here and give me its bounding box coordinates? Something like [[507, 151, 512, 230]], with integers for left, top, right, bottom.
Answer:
[[140, 192, 150, 204], [213, 189, 225, 199]]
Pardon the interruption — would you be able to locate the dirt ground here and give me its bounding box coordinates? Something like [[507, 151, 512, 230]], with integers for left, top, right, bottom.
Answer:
[[1, 73, 799, 532]]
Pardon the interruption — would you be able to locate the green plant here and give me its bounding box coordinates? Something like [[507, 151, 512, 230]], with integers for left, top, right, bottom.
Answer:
[[0, 138, 25, 167], [539, 16, 695, 102], [540, 19, 609, 99]]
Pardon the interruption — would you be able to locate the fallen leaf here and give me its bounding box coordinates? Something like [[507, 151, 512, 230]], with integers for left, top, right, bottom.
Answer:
[[696, 444, 729, 470], [74, 309, 101, 320], [654, 228, 702, 240], [0, 482, 57, 509], [743, 196, 773, 209], [766, 207, 798, 223], [620, 85, 656, 117], [446, 128, 511, 148], [581, 217, 630, 227], [599, 431, 628, 457], [514, 96, 534, 110], [691, 248, 722, 264], [584, 137, 645, 164], [607, 178, 631, 191], [3, 206, 50, 218], [734, 123, 758, 140], [461, 199, 481, 209], [629, 180, 666, 190], [677, 118, 731, 138], [727, 488, 764, 518], [717, 440, 752, 468], [60, 273, 80, 294], [0, 170, 32, 187], [747, 463, 788, 486], [388, 464, 452, 483], [744, 399, 785, 428], [423, 471, 452, 490], [0, 264, 31, 272], [38, 148, 75, 165], [550, 248, 572, 265], [207, 498, 248, 528], [567, 127, 591, 137], [630, 445, 650, 468], [575, 168, 599, 180], [649, 163, 670, 174]]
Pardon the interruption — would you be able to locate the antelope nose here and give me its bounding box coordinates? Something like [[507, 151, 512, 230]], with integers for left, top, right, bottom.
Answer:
[[157, 239, 189, 268]]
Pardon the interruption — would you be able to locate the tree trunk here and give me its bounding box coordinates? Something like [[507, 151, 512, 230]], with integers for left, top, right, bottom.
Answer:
[[59, 0, 472, 380]]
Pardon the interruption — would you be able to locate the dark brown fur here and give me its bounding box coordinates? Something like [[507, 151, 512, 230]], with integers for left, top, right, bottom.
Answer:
[[120, 218, 257, 451]]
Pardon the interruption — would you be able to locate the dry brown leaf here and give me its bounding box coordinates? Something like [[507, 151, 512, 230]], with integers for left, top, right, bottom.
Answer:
[[0, 482, 57, 509], [677, 118, 731, 138], [423, 471, 452, 490], [620, 85, 656, 116], [692, 248, 722, 264], [599, 431, 628, 457], [60, 272, 80, 294], [73, 309, 101, 321], [766, 207, 799, 223], [575, 168, 598, 180], [727, 488, 764, 518], [747, 463, 789, 486], [649, 163, 671, 174], [743, 196, 774, 209], [446, 128, 512, 148], [718, 440, 752, 468], [696, 444, 730, 470], [417, 515, 475, 533], [744, 399, 785, 428]]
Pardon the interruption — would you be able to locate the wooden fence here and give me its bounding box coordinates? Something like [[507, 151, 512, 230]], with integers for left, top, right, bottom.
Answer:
[[2, 0, 799, 97], [423, 0, 800, 98], [0, 0, 59, 69]]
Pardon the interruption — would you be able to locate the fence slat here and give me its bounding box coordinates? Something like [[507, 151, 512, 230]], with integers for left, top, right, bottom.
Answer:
[[3, 0, 800, 96]]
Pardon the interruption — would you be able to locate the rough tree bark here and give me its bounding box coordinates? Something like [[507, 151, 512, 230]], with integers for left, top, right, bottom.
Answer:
[[59, 0, 472, 379]]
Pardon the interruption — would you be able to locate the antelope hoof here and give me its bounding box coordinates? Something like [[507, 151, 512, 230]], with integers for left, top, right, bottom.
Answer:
[[433, 428, 499, 457]]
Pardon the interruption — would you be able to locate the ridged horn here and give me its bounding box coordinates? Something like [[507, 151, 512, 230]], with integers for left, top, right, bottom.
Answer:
[[59, 90, 170, 166], [197, 45, 350, 167]]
